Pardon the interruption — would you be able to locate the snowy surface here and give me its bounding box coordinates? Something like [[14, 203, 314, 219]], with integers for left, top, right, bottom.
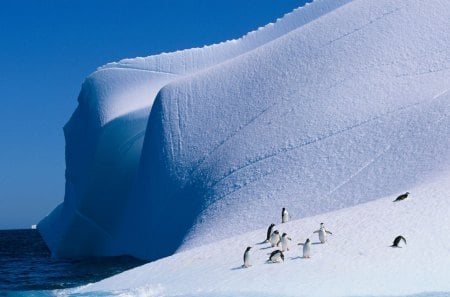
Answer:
[[39, 0, 450, 276], [63, 171, 450, 296]]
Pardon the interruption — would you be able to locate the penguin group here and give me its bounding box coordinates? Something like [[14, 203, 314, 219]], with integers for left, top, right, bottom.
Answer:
[[242, 191, 410, 268], [242, 206, 334, 267]]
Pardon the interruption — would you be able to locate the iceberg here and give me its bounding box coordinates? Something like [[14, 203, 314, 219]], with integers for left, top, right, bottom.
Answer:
[[39, 0, 450, 268]]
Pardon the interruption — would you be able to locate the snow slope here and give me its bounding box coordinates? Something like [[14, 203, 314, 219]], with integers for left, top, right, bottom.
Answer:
[[39, 0, 450, 266], [65, 170, 450, 297]]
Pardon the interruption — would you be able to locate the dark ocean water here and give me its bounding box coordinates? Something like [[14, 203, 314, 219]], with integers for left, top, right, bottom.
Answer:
[[0, 229, 147, 293]]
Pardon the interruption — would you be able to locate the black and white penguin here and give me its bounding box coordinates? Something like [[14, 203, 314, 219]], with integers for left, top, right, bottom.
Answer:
[[269, 230, 281, 247], [268, 250, 285, 263], [243, 246, 252, 268], [393, 192, 410, 202], [280, 233, 292, 252], [298, 238, 311, 258], [391, 235, 407, 248], [282, 207, 289, 223], [313, 223, 333, 243], [265, 223, 276, 242]]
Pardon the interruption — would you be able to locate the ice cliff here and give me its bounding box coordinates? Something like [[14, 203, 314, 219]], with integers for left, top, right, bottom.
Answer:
[[38, 0, 450, 262]]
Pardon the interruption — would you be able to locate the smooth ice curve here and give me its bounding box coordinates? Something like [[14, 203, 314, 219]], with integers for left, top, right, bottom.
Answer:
[[38, 0, 450, 261]]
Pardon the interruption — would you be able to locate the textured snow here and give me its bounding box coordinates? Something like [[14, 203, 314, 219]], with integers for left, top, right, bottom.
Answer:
[[63, 171, 450, 296], [39, 0, 450, 272]]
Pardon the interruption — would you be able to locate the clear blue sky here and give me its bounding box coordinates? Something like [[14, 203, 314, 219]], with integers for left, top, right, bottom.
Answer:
[[0, 0, 308, 229]]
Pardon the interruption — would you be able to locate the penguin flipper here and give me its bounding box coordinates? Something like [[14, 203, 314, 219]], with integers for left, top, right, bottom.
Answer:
[[313, 230, 319, 233], [326, 231, 333, 235]]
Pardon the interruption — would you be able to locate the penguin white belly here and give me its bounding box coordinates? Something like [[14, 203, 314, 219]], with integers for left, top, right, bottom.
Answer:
[[270, 234, 280, 247], [282, 213, 288, 223], [281, 239, 288, 252], [244, 253, 251, 267], [303, 244, 310, 258], [319, 230, 326, 243]]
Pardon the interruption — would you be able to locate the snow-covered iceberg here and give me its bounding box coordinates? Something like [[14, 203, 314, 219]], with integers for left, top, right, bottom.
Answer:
[[39, 0, 450, 267]]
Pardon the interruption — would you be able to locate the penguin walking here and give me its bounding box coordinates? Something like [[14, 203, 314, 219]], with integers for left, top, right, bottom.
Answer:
[[242, 246, 252, 268], [298, 238, 311, 258], [282, 207, 290, 223], [264, 223, 276, 243], [391, 235, 407, 248], [267, 250, 284, 263], [280, 233, 292, 252], [313, 223, 333, 243], [269, 230, 281, 247], [393, 192, 410, 202]]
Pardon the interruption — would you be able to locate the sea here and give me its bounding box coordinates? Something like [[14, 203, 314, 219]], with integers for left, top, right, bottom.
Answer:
[[0, 229, 147, 296]]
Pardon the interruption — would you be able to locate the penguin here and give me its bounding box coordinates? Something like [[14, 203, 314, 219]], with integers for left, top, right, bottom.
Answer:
[[313, 223, 333, 243], [298, 238, 311, 258], [393, 192, 410, 202], [267, 250, 284, 263], [242, 246, 252, 268], [269, 230, 281, 247], [282, 207, 289, 223], [281, 233, 292, 252], [265, 223, 276, 242], [280, 233, 292, 252], [391, 235, 407, 248]]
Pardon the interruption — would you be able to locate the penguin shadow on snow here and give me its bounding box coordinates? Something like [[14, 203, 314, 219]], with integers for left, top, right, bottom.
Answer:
[[289, 256, 303, 260], [260, 246, 273, 250], [231, 265, 247, 270]]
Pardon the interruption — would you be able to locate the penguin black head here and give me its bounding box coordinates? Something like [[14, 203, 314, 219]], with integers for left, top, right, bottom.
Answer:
[[245, 246, 252, 252], [273, 230, 279, 234], [282, 232, 287, 237], [306, 238, 310, 243]]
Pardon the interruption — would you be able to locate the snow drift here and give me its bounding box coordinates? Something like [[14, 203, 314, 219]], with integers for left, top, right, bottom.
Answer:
[[39, 0, 450, 265]]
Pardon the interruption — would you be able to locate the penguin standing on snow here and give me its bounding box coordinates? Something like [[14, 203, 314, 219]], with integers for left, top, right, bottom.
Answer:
[[267, 250, 285, 263], [280, 233, 292, 252], [313, 223, 333, 243], [391, 235, 407, 248], [282, 207, 290, 223], [242, 246, 252, 268], [269, 230, 281, 247], [393, 192, 410, 202], [264, 223, 276, 243], [298, 238, 311, 258]]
